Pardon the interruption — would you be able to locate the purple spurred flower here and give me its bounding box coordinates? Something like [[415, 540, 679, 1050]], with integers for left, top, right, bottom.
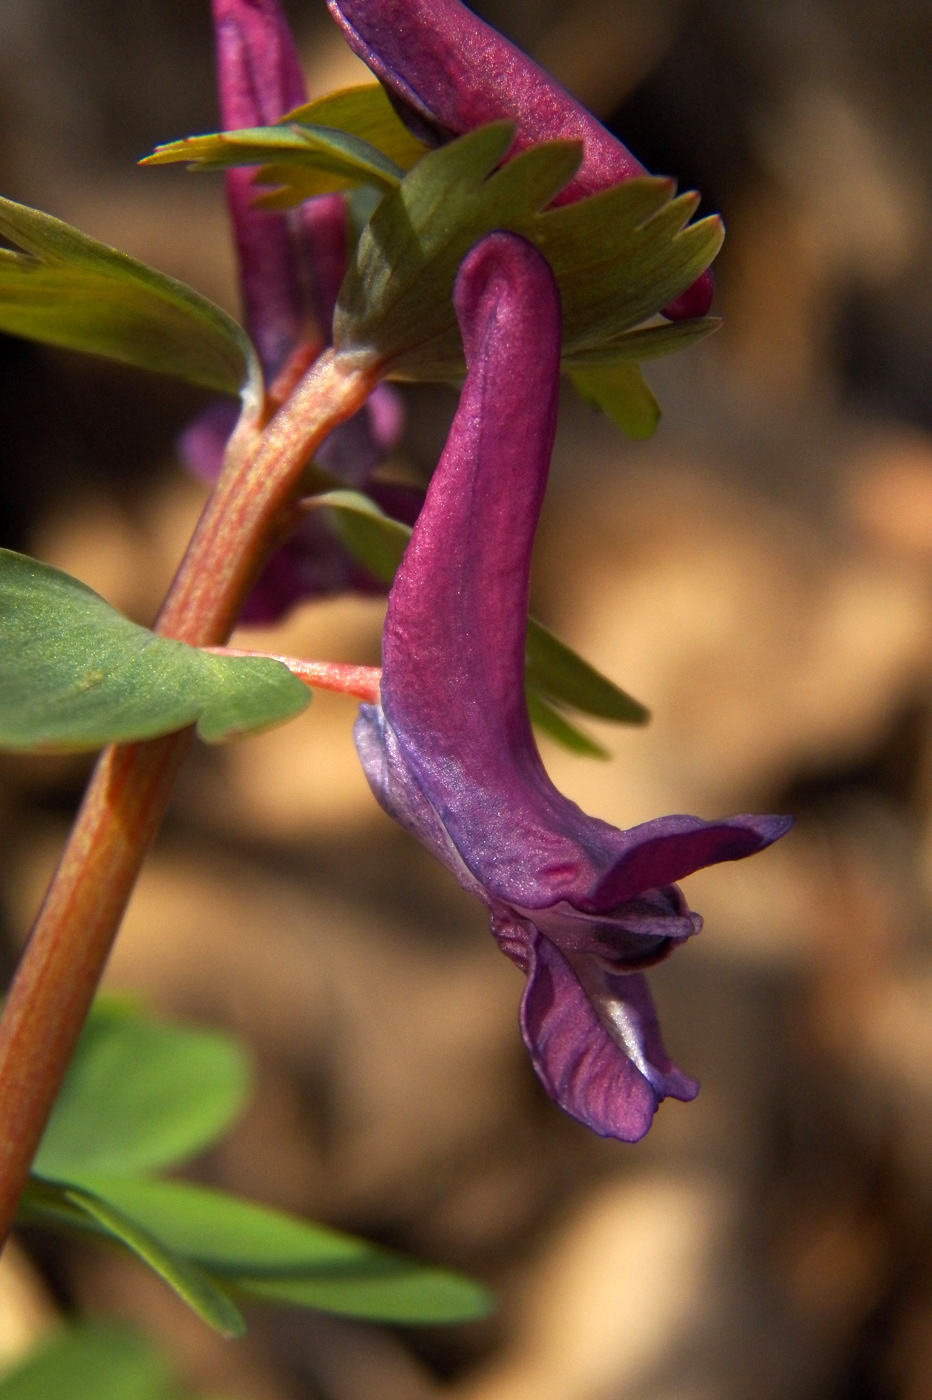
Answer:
[[354, 232, 790, 1141], [325, 0, 713, 321], [180, 0, 406, 622]]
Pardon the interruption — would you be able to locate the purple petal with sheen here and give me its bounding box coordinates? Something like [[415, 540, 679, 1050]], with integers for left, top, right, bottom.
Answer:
[[353, 230, 791, 1140], [520, 933, 697, 1141], [326, 0, 713, 319]]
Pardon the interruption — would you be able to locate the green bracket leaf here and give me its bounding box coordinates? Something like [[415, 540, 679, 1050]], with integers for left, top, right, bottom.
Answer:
[[0, 550, 311, 752], [20, 1002, 493, 1332], [20, 1178, 245, 1339], [49, 1176, 493, 1326], [334, 122, 722, 380], [0, 196, 259, 402], [34, 1000, 251, 1180]]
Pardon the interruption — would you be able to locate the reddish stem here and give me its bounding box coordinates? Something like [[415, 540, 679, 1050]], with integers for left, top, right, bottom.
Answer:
[[0, 349, 377, 1245], [205, 647, 382, 704]]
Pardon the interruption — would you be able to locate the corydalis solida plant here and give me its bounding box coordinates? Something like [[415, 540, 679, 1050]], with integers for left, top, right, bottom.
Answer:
[[355, 233, 791, 1141], [0, 0, 783, 1285]]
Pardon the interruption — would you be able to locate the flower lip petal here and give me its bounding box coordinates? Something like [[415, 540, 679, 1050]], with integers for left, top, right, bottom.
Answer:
[[522, 890, 700, 970], [520, 933, 697, 1140]]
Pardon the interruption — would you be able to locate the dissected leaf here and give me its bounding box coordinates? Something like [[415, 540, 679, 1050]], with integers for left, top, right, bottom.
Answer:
[[34, 1000, 251, 1179], [526, 690, 608, 758], [42, 1176, 494, 1326], [0, 550, 310, 751], [0, 196, 259, 401], [19, 1179, 244, 1339], [335, 123, 722, 378], [0, 1326, 182, 1400], [569, 362, 661, 440]]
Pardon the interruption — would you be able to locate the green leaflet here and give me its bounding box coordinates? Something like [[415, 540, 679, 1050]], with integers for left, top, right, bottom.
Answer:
[[144, 123, 406, 197], [0, 1326, 185, 1400], [526, 690, 608, 759], [335, 123, 722, 379], [256, 83, 429, 208], [48, 1176, 493, 1326], [143, 83, 427, 209], [525, 619, 649, 724], [21, 1001, 493, 1333], [0, 196, 259, 402], [0, 550, 310, 751], [19, 1179, 245, 1339], [33, 1000, 251, 1180]]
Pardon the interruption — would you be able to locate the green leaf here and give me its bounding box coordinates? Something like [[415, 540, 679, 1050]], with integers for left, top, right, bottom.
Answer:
[[526, 690, 608, 758], [0, 196, 259, 402], [335, 123, 722, 379], [256, 83, 429, 209], [525, 618, 649, 723], [309, 488, 410, 586], [56, 1177, 494, 1326], [283, 85, 428, 172], [34, 1000, 251, 1179], [143, 84, 428, 211], [564, 316, 720, 366], [144, 124, 405, 198], [0, 1326, 181, 1400], [0, 550, 311, 752], [569, 362, 661, 440], [19, 1179, 245, 1339]]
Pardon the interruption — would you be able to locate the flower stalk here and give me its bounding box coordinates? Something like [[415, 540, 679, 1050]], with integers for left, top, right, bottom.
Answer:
[[0, 349, 377, 1248]]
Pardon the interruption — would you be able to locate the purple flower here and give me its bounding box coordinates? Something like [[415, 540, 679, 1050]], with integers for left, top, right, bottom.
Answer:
[[354, 232, 790, 1141], [180, 0, 405, 621], [325, 0, 713, 321]]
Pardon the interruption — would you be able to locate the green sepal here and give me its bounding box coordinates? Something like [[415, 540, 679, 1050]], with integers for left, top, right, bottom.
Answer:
[[0, 550, 311, 752], [33, 1000, 251, 1180], [335, 123, 722, 379], [29, 1176, 494, 1327], [0, 196, 260, 402], [526, 690, 608, 758], [0, 1325, 186, 1400], [19, 1178, 245, 1339]]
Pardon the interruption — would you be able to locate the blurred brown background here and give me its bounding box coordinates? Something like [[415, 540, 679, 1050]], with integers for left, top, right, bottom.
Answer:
[[3, 1, 932, 1395]]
